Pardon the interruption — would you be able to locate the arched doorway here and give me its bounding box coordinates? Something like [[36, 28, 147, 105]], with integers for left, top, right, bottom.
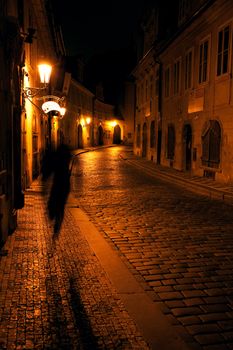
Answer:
[[98, 125, 104, 145], [142, 122, 147, 157], [183, 124, 192, 171], [78, 124, 83, 148], [113, 125, 121, 144]]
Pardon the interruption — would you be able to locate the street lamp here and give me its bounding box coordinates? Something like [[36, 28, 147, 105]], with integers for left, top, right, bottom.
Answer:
[[23, 63, 52, 98], [23, 63, 65, 116], [38, 64, 52, 84], [22, 63, 66, 150]]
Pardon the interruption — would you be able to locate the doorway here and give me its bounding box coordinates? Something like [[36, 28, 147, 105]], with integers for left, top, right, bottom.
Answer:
[[113, 125, 121, 144], [98, 125, 104, 145], [78, 124, 83, 148], [183, 124, 192, 171], [142, 122, 147, 157]]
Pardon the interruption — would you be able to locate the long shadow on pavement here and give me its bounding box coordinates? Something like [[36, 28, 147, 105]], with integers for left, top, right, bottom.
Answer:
[[68, 277, 99, 350]]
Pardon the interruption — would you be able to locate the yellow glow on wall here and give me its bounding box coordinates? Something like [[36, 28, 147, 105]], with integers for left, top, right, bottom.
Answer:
[[24, 98, 33, 184], [86, 117, 91, 125], [111, 121, 117, 127]]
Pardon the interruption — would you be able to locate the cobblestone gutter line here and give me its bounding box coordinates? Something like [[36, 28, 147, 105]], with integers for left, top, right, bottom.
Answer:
[[0, 181, 149, 350]]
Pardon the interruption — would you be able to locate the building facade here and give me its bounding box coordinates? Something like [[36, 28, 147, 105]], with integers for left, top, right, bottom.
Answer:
[[133, 7, 159, 163], [0, 0, 65, 244], [121, 79, 135, 145], [134, 0, 233, 184], [61, 76, 95, 149], [94, 99, 124, 146], [60, 74, 125, 149]]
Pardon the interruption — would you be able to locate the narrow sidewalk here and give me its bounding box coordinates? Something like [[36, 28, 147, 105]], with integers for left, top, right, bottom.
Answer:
[[119, 148, 233, 204], [0, 179, 149, 350]]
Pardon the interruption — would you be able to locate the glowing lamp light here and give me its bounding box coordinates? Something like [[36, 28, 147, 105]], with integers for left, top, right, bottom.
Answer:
[[111, 121, 117, 127], [60, 107, 66, 116], [42, 101, 60, 114], [38, 64, 52, 84], [86, 117, 91, 125]]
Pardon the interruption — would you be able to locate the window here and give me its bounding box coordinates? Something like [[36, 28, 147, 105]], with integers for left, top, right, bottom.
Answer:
[[217, 25, 230, 76], [165, 67, 170, 97], [202, 120, 221, 168], [150, 121, 155, 148], [174, 60, 181, 94], [199, 39, 209, 83], [167, 125, 175, 160], [185, 49, 193, 89]]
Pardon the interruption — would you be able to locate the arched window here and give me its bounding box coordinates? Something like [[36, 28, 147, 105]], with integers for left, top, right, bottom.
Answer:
[[167, 125, 175, 160], [202, 120, 221, 168], [150, 121, 155, 148]]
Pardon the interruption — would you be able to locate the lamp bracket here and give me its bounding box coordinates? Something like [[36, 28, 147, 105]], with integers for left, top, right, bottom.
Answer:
[[37, 95, 65, 103], [23, 86, 47, 98]]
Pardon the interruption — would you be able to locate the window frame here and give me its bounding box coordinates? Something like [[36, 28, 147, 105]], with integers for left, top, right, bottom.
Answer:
[[184, 48, 193, 90], [173, 58, 181, 95], [216, 23, 231, 77], [198, 36, 210, 85]]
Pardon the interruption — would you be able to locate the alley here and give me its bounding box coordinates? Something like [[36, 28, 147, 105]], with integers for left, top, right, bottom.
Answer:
[[72, 146, 233, 350]]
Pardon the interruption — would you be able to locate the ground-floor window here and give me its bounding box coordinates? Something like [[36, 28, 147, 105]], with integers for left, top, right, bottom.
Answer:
[[202, 120, 221, 168]]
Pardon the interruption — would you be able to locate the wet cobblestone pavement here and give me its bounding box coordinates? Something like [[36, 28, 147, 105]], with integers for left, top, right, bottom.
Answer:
[[72, 146, 233, 350], [0, 180, 149, 350]]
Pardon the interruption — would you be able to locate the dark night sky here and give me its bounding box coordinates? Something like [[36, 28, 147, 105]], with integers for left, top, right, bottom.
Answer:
[[54, 0, 147, 58], [53, 1, 153, 104]]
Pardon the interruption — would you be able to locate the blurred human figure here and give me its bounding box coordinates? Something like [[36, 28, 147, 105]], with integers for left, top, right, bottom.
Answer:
[[46, 142, 72, 236], [41, 149, 54, 181]]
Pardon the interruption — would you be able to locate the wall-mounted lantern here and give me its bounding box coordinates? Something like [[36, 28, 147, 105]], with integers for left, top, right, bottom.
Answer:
[[23, 63, 52, 98]]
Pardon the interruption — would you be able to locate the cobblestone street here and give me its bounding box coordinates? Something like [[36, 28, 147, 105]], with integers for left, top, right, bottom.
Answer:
[[0, 179, 149, 350], [72, 146, 233, 350], [1, 145, 233, 350]]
